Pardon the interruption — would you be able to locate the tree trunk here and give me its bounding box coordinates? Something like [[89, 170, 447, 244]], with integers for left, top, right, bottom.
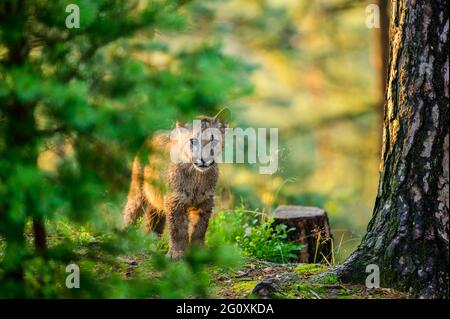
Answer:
[[271, 205, 333, 263], [338, 0, 449, 298], [375, 0, 390, 103], [32, 218, 47, 253]]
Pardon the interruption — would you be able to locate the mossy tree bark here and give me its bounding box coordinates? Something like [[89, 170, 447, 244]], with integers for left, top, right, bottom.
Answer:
[[338, 0, 449, 298]]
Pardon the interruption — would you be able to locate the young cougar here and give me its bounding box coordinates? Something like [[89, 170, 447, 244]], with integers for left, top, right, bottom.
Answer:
[[123, 116, 226, 259]]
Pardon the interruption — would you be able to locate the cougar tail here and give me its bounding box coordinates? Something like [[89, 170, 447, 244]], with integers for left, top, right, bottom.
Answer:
[[123, 156, 145, 229]]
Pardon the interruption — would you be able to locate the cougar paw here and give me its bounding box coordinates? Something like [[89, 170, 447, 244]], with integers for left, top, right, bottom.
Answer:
[[167, 249, 184, 261]]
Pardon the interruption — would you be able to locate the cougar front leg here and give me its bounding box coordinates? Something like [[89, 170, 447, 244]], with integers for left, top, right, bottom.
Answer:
[[166, 196, 189, 260], [190, 197, 214, 245]]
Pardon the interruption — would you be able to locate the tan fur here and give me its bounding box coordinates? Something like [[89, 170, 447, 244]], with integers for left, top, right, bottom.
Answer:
[[123, 117, 226, 259]]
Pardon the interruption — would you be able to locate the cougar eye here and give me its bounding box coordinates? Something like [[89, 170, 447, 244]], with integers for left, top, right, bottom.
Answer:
[[190, 138, 199, 148], [210, 137, 219, 148]]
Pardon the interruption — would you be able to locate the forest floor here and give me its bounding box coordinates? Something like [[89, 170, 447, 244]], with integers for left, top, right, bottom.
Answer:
[[121, 253, 410, 299], [0, 227, 411, 299], [210, 260, 408, 299]]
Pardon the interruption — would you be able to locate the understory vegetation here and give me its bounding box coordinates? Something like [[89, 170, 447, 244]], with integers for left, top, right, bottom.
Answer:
[[0, 204, 412, 299], [0, 205, 305, 298]]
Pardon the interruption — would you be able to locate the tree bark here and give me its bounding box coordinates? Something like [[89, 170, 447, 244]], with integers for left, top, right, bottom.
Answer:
[[338, 0, 449, 298], [32, 218, 47, 253], [375, 0, 390, 103]]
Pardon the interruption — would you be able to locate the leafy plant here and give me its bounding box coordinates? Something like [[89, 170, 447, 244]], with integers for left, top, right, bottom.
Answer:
[[207, 205, 303, 263]]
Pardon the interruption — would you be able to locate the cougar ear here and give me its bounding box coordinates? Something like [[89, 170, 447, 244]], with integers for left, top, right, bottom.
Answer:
[[214, 107, 231, 125], [175, 120, 184, 128], [171, 121, 189, 146]]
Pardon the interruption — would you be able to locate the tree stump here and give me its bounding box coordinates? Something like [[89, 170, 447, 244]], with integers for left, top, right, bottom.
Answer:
[[270, 205, 333, 263]]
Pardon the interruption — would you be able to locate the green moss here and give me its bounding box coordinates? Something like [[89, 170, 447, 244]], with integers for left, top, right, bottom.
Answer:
[[281, 284, 299, 299], [272, 292, 297, 299], [320, 274, 338, 285], [231, 280, 258, 294], [295, 283, 326, 298], [337, 288, 351, 299], [294, 264, 327, 276]]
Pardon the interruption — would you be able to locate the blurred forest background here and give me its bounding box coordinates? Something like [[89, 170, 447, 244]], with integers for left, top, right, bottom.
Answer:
[[182, 0, 386, 260], [0, 0, 388, 297]]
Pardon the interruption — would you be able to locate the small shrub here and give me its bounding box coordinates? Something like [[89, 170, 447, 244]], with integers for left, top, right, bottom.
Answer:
[[207, 206, 303, 263]]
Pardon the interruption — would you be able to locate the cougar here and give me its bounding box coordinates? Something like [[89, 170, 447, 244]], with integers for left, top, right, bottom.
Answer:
[[123, 116, 227, 259]]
